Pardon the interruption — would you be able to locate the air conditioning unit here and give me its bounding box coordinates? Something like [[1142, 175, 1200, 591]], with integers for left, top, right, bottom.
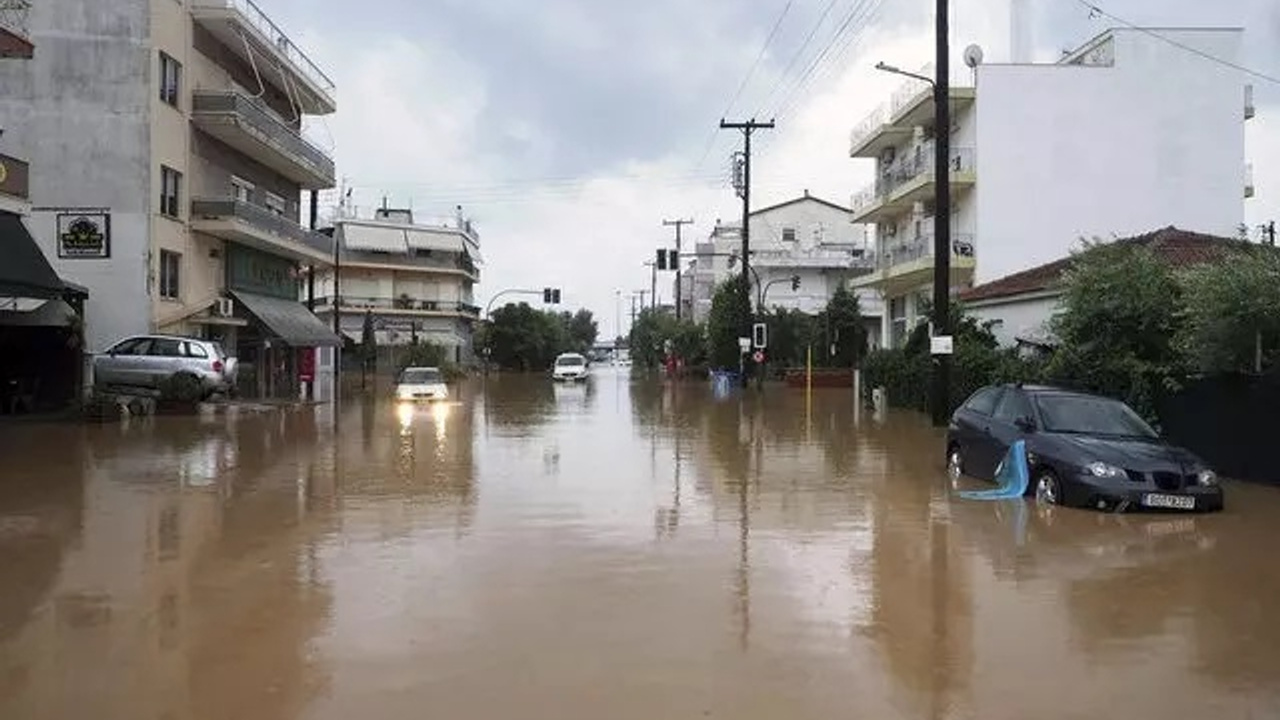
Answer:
[[214, 298, 234, 317]]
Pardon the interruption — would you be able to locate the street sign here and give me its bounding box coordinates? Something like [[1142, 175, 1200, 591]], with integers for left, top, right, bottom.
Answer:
[[930, 335, 954, 355], [738, 336, 751, 352], [752, 322, 767, 349], [753, 350, 765, 364]]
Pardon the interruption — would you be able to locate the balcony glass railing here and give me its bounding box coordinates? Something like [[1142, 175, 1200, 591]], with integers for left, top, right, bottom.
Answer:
[[192, 90, 334, 177], [877, 233, 975, 271], [848, 103, 890, 153], [315, 295, 480, 316], [192, 0, 335, 100], [850, 146, 976, 215]]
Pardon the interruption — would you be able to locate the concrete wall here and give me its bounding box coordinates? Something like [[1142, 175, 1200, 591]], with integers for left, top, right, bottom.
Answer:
[[966, 294, 1060, 348], [0, 0, 153, 351], [975, 28, 1246, 284]]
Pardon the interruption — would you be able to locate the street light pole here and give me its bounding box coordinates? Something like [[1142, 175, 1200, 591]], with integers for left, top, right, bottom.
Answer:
[[644, 260, 658, 310], [932, 0, 952, 428], [873, 0, 952, 426]]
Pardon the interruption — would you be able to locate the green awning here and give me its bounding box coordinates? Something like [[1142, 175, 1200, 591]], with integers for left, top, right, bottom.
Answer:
[[0, 212, 64, 299], [229, 289, 341, 347]]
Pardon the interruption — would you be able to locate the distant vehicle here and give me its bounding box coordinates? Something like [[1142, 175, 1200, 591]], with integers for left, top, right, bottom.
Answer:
[[552, 353, 589, 382], [93, 335, 237, 399], [395, 366, 448, 402], [946, 384, 1223, 513]]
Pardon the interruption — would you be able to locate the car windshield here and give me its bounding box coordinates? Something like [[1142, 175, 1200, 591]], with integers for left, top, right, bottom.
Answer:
[[399, 369, 442, 384], [557, 356, 585, 367], [1033, 394, 1158, 439]]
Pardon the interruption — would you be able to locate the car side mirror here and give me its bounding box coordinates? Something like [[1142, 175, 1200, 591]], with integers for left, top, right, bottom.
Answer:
[[1015, 416, 1037, 433]]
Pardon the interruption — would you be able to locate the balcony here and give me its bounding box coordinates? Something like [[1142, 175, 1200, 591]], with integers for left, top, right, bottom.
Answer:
[[191, 198, 333, 265], [314, 295, 481, 319], [848, 65, 975, 157], [192, 91, 335, 190], [853, 233, 976, 295], [1245, 84, 1256, 120], [0, 153, 30, 214], [751, 246, 876, 271], [850, 146, 977, 223], [190, 0, 336, 115], [1245, 163, 1255, 199]]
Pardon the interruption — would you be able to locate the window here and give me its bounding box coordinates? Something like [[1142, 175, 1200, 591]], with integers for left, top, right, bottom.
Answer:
[[964, 387, 1002, 416], [159, 250, 181, 300], [264, 191, 286, 217], [149, 338, 184, 356], [231, 176, 254, 204], [160, 166, 182, 218], [183, 342, 208, 358], [109, 337, 151, 355], [782, 227, 797, 242], [993, 390, 1032, 422], [159, 52, 182, 107]]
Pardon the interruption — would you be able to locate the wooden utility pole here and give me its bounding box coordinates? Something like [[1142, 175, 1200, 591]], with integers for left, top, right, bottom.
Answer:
[[663, 218, 694, 320], [930, 0, 952, 428], [720, 119, 774, 387]]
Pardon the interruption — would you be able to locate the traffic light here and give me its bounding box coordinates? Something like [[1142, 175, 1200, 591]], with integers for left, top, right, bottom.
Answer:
[[668, 249, 678, 269], [656, 249, 667, 270], [790, 275, 801, 291], [752, 322, 767, 349], [543, 287, 552, 303]]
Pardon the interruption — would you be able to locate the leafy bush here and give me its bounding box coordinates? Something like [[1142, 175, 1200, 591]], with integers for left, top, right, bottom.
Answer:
[[1178, 244, 1280, 375]]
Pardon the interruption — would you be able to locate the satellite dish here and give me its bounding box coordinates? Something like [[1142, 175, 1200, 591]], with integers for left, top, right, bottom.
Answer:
[[963, 44, 984, 68]]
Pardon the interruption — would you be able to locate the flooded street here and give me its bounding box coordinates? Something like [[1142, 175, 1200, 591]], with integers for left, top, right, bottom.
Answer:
[[3, 367, 1280, 719]]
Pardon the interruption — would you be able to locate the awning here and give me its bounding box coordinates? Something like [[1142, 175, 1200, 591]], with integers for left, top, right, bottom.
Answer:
[[341, 223, 408, 253], [404, 227, 463, 253], [0, 212, 64, 299], [0, 298, 77, 327], [229, 289, 342, 347]]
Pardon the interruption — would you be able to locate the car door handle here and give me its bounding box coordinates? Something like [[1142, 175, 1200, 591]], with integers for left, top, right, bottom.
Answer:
[[983, 426, 992, 436]]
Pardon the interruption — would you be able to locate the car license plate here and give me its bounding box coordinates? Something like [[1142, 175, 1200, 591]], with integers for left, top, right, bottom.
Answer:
[[1142, 494, 1195, 510]]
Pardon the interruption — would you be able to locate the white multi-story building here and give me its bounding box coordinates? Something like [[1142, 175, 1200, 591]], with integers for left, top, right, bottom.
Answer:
[[682, 191, 883, 345], [849, 26, 1252, 348], [0, 0, 340, 396], [312, 208, 482, 364]]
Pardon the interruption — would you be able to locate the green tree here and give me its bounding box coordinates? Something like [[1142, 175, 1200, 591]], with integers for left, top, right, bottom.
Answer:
[[1178, 245, 1280, 375], [817, 285, 868, 368], [1046, 241, 1185, 418], [488, 303, 568, 371], [706, 279, 750, 369], [560, 309, 599, 353], [761, 308, 817, 369]]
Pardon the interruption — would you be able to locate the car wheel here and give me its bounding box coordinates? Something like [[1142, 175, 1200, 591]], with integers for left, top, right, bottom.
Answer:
[[946, 444, 964, 481], [1033, 469, 1063, 506]]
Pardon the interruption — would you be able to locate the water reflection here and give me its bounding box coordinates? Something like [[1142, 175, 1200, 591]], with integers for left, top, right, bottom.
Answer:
[[2, 377, 1280, 718]]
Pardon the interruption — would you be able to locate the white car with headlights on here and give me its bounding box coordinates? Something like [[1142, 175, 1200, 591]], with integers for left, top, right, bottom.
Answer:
[[395, 366, 448, 402]]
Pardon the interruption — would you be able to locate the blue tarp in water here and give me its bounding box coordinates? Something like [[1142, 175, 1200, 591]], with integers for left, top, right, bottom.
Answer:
[[958, 440, 1030, 500]]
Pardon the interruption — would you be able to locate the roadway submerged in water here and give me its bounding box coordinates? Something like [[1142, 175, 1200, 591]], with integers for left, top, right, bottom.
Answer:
[[1, 368, 1277, 719]]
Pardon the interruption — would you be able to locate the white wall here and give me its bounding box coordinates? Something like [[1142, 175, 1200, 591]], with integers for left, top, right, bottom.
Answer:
[[966, 294, 1060, 348], [975, 28, 1246, 284], [0, 1, 154, 352]]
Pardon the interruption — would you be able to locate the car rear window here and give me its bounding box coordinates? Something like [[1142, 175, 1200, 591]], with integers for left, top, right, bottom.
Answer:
[[400, 369, 442, 384]]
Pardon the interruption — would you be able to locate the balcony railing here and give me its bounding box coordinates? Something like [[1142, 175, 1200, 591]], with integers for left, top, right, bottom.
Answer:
[[192, 90, 334, 181], [888, 63, 935, 117], [1245, 163, 1255, 198], [878, 233, 975, 271], [192, 0, 335, 100], [316, 295, 480, 316], [341, 247, 477, 276], [850, 145, 976, 215], [848, 103, 891, 154], [191, 197, 329, 249]]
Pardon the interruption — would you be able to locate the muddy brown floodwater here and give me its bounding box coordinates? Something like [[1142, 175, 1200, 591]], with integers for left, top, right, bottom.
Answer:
[[2, 367, 1280, 719]]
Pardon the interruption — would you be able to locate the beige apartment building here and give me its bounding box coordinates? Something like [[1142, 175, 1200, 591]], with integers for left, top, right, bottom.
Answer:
[[0, 0, 340, 397]]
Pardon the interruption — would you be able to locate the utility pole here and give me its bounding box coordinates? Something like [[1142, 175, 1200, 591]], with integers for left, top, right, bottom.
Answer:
[[930, 0, 952, 428], [663, 218, 694, 320], [720, 118, 774, 387]]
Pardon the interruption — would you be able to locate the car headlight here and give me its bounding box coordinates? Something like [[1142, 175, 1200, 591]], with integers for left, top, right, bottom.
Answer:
[[1197, 469, 1218, 487], [1086, 461, 1126, 479]]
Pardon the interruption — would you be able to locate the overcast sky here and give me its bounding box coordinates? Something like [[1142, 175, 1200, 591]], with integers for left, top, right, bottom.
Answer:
[[270, 0, 1276, 339]]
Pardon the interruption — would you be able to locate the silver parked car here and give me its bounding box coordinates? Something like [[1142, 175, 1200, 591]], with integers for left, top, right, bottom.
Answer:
[[93, 335, 238, 398]]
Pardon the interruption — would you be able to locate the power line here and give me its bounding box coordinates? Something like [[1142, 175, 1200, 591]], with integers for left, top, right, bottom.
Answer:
[[693, 0, 797, 171], [1072, 0, 1280, 85], [755, 0, 843, 116], [770, 0, 883, 121]]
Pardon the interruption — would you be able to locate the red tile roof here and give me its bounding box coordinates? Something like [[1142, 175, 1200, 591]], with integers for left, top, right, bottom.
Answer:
[[960, 226, 1248, 303]]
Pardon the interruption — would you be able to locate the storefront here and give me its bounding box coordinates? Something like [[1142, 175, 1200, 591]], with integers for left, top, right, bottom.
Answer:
[[224, 244, 339, 399]]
